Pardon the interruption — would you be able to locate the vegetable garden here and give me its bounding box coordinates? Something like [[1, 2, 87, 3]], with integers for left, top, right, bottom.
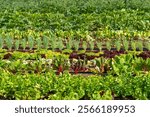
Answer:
[[0, 0, 150, 100]]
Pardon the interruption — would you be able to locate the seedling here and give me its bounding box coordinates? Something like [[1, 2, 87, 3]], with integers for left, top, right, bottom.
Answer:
[[106, 41, 111, 51], [5, 34, 13, 50], [82, 41, 87, 51], [28, 36, 34, 50], [36, 38, 42, 50], [115, 40, 121, 51], [15, 40, 20, 50], [43, 36, 49, 49], [22, 39, 26, 50], [0, 35, 3, 49], [97, 42, 102, 51]]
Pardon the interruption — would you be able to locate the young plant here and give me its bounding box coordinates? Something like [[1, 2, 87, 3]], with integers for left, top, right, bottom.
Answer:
[[5, 34, 13, 50], [89, 41, 95, 50], [22, 39, 26, 50], [123, 40, 129, 51], [97, 42, 102, 51], [82, 41, 87, 51], [115, 40, 121, 51], [51, 38, 57, 51], [145, 42, 150, 51], [36, 38, 42, 50], [136, 41, 143, 51], [0, 35, 3, 49], [15, 40, 20, 50], [28, 36, 34, 50], [43, 36, 49, 49], [73, 40, 80, 51], [106, 41, 111, 51], [66, 39, 72, 50], [57, 39, 64, 51], [131, 41, 136, 51]]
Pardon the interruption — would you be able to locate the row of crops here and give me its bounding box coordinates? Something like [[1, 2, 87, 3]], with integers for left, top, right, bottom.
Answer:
[[0, 0, 150, 100]]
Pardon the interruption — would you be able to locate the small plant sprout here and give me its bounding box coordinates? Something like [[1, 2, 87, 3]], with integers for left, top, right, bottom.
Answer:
[[0, 35, 3, 49], [115, 40, 121, 51], [97, 42, 102, 51], [43, 36, 49, 49], [82, 41, 87, 51], [90, 41, 95, 50], [123, 40, 129, 51], [57, 38, 64, 51], [131, 41, 136, 51], [136, 40, 143, 51], [106, 41, 111, 51], [28, 35, 34, 50], [51, 38, 57, 51], [5, 34, 13, 50], [22, 39, 26, 50], [73, 40, 80, 51], [36, 38, 42, 50], [145, 42, 150, 51], [66, 39, 72, 50], [15, 40, 20, 50]]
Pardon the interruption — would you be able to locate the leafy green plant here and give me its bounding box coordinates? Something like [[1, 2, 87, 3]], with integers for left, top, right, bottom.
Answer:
[[43, 36, 49, 49], [145, 42, 150, 51], [123, 40, 129, 51], [66, 39, 72, 50], [73, 40, 80, 51], [28, 36, 34, 50], [89, 41, 95, 50], [15, 40, 20, 50], [131, 41, 136, 51], [5, 35, 13, 50], [97, 42, 102, 51], [82, 41, 87, 51], [51, 38, 57, 51], [22, 39, 26, 50], [136, 41, 143, 51], [0, 35, 3, 49], [57, 38, 64, 51], [106, 41, 111, 51], [36, 38, 42, 50], [115, 40, 121, 51]]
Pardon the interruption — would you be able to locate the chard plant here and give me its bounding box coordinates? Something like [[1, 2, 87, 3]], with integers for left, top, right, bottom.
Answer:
[[5, 34, 13, 50], [97, 42, 102, 51], [36, 38, 42, 50], [115, 40, 121, 51], [15, 40, 20, 50], [106, 41, 111, 51], [22, 39, 26, 50], [43, 36, 49, 49], [0, 35, 3, 49], [123, 40, 129, 51], [82, 41, 87, 51], [28, 36, 34, 50]]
